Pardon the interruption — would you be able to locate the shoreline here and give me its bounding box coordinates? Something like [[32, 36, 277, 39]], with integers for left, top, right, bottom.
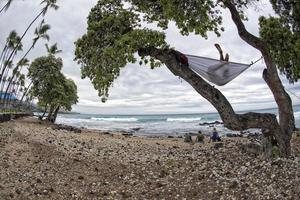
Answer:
[[1, 117, 300, 199]]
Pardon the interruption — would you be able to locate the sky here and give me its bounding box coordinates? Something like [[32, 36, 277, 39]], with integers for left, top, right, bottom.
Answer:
[[0, 0, 299, 115]]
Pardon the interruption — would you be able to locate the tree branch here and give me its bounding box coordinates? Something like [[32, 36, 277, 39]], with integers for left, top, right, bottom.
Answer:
[[224, 0, 295, 133], [223, 1, 269, 55], [138, 47, 280, 131]]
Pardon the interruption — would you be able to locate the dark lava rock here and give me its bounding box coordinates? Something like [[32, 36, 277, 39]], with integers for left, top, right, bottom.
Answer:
[[52, 124, 82, 133], [199, 121, 223, 126], [214, 142, 224, 149]]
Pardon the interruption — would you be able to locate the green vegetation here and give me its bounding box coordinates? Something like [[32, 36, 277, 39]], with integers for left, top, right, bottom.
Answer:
[[75, 0, 298, 157], [0, 0, 59, 111], [28, 50, 78, 123], [259, 0, 300, 83]]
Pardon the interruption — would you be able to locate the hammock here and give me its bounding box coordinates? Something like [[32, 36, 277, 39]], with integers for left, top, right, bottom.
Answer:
[[186, 55, 251, 86]]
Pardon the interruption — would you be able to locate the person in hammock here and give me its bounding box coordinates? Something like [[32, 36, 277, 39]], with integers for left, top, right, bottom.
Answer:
[[172, 43, 229, 68], [214, 43, 229, 62]]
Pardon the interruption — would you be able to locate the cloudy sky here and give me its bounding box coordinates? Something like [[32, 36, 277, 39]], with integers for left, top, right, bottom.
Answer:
[[0, 0, 299, 114]]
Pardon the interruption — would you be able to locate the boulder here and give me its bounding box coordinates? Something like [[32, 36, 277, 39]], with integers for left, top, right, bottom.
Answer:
[[239, 142, 262, 155], [52, 124, 82, 133], [214, 142, 223, 149]]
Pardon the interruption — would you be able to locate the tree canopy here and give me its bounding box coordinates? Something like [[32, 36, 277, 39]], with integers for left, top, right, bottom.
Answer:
[[259, 0, 300, 83], [75, 0, 300, 102], [75, 0, 298, 157], [28, 54, 78, 121]]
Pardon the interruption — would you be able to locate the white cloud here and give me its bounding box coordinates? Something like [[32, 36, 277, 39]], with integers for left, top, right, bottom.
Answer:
[[0, 0, 299, 114]]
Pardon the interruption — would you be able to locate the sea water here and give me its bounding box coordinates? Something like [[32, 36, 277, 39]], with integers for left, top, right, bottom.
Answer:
[[55, 105, 300, 137]]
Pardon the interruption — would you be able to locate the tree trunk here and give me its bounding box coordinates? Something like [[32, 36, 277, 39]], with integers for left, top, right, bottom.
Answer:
[[39, 105, 48, 120], [19, 80, 33, 105], [47, 105, 54, 121], [138, 46, 292, 157], [3, 45, 34, 104], [0, 10, 44, 83], [52, 106, 60, 123], [0, 1, 10, 14], [224, 1, 294, 157]]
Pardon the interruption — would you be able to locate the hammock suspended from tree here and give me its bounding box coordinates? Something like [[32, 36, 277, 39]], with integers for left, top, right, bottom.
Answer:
[[186, 55, 251, 86], [173, 44, 262, 86]]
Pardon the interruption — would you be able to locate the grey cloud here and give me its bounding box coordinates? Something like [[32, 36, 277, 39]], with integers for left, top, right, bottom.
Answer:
[[1, 0, 299, 114]]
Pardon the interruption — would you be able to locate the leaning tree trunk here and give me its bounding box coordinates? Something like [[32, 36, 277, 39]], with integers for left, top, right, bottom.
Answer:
[[52, 106, 60, 123], [224, 1, 295, 157], [39, 105, 48, 120], [138, 46, 293, 157], [47, 105, 55, 121]]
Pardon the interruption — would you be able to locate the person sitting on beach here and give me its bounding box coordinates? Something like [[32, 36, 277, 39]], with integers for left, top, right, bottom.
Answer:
[[184, 133, 192, 143], [196, 131, 205, 143], [210, 127, 221, 142]]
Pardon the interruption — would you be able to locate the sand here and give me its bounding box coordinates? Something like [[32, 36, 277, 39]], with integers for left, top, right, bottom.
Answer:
[[0, 117, 300, 199]]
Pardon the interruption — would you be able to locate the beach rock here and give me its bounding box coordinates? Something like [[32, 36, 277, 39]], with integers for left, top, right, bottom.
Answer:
[[240, 142, 262, 155], [122, 133, 133, 137], [226, 133, 242, 138], [199, 121, 223, 126], [131, 127, 142, 131], [213, 142, 223, 149], [1, 117, 300, 200], [52, 124, 81, 133], [184, 133, 192, 143]]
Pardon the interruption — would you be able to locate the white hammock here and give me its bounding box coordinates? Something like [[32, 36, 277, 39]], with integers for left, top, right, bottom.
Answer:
[[186, 55, 251, 86]]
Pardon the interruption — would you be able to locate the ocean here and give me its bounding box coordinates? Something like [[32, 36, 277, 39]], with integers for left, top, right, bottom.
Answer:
[[55, 105, 300, 137]]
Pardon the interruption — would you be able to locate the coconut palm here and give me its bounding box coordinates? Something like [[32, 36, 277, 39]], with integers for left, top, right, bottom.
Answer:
[[0, 31, 19, 63], [1, 0, 59, 78], [0, 61, 13, 93], [45, 43, 62, 55], [0, 31, 22, 82], [0, 0, 13, 14], [3, 20, 50, 103], [3, 58, 29, 104], [15, 74, 25, 99]]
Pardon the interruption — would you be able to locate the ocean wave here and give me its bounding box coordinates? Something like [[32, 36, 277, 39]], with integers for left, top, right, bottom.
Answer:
[[90, 117, 138, 122], [166, 117, 202, 122]]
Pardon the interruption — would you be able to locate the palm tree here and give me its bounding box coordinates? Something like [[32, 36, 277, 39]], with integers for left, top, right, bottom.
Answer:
[[3, 58, 29, 105], [0, 31, 18, 63], [0, 0, 13, 14], [15, 74, 25, 99], [0, 31, 22, 82], [3, 20, 50, 104], [0, 61, 13, 93], [45, 43, 62, 55], [1, 0, 59, 78]]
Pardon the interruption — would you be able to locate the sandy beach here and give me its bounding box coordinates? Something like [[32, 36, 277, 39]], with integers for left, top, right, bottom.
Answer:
[[0, 117, 300, 199]]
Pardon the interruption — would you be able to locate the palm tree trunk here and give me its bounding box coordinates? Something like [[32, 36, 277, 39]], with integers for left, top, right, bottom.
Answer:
[[0, 49, 17, 84], [0, 41, 8, 64], [0, 1, 11, 14], [3, 45, 34, 104], [19, 80, 32, 105], [0, 10, 44, 83], [0, 47, 12, 77]]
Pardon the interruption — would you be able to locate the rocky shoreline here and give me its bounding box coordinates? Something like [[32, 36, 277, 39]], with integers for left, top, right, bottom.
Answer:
[[0, 117, 300, 199]]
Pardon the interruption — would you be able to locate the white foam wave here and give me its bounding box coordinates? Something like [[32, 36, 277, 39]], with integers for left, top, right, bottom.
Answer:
[[167, 117, 202, 122], [90, 117, 138, 122]]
